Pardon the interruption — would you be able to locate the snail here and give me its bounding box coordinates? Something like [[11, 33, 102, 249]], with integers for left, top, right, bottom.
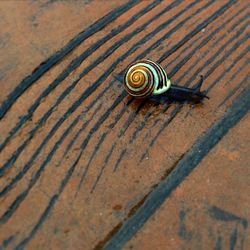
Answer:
[[115, 59, 208, 103], [124, 59, 171, 97]]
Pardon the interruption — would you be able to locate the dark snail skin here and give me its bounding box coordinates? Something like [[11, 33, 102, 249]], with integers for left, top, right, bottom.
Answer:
[[114, 73, 208, 103], [148, 76, 209, 103]]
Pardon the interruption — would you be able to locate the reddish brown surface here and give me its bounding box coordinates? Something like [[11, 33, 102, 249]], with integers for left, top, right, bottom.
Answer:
[[0, 0, 249, 249], [0, 0, 122, 104], [124, 114, 250, 250]]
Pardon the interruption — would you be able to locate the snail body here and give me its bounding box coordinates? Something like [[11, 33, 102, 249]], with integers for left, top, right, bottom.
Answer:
[[122, 59, 208, 102], [124, 59, 171, 97]]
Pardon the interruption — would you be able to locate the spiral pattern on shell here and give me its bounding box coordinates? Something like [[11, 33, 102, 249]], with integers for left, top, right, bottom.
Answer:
[[124, 59, 171, 97]]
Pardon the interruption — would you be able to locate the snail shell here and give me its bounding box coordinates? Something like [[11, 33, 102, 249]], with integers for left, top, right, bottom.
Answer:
[[124, 59, 171, 97]]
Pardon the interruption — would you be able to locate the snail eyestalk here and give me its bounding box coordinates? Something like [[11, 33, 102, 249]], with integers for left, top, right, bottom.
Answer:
[[166, 75, 209, 102]]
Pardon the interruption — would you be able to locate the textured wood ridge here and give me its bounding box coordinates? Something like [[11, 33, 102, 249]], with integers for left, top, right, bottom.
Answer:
[[0, 0, 249, 249]]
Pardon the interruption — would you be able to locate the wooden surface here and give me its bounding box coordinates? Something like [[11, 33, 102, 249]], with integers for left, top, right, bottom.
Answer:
[[0, 0, 249, 249]]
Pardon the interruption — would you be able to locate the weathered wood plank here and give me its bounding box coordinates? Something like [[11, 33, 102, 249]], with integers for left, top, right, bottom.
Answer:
[[0, 0, 133, 114], [0, 0, 249, 249], [123, 113, 250, 250]]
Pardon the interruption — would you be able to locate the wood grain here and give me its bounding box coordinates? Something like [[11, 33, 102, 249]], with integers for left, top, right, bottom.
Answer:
[[0, 0, 249, 249]]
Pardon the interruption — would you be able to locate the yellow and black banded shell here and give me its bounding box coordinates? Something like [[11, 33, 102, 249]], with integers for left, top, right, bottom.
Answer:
[[124, 59, 171, 97]]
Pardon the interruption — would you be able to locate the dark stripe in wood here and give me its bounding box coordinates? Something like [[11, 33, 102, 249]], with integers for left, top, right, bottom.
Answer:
[[0, 91, 127, 224], [0, 1, 239, 247], [0, 0, 140, 120], [71, 0, 218, 180], [101, 86, 250, 250], [140, 27, 249, 161], [59, 102, 103, 165], [0, 0, 184, 180], [206, 42, 249, 92], [0, 235, 15, 249], [134, 0, 214, 62], [75, 98, 135, 193], [55, 0, 203, 188], [0, 80, 113, 197], [69, 1, 217, 192], [164, 35, 201, 70], [113, 3, 245, 167], [0, 0, 197, 197], [0, 102, 102, 198], [90, 102, 145, 192], [166, 8, 249, 85], [167, 12, 249, 78], [75, 132, 108, 195], [218, 61, 250, 107], [208, 206, 248, 227], [0, 0, 187, 204], [112, 149, 127, 174], [158, 0, 239, 63], [140, 105, 183, 161], [0, 0, 165, 154]]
